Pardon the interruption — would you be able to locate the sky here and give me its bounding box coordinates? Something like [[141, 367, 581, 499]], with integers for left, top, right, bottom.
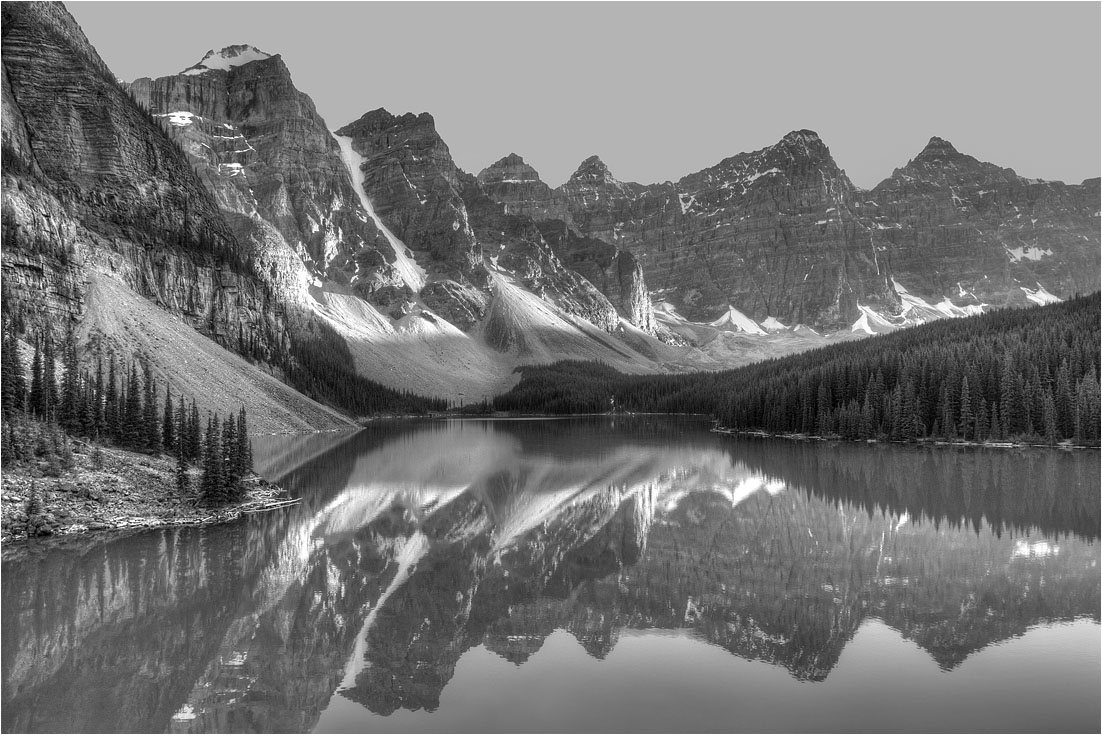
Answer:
[[67, 2, 1101, 190]]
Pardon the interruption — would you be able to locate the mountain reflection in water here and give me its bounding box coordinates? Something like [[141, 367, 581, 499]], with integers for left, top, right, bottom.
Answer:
[[2, 417, 1098, 733]]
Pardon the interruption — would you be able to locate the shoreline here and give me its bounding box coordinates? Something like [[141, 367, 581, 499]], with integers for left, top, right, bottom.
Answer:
[[711, 426, 1101, 450], [0, 442, 299, 549]]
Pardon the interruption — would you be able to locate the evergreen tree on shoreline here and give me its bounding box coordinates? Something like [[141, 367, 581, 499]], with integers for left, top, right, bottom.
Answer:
[[492, 295, 1101, 446], [162, 385, 175, 454]]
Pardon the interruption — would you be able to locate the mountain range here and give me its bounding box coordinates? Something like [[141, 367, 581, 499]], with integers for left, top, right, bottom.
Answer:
[[2, 1, 1098, 423]]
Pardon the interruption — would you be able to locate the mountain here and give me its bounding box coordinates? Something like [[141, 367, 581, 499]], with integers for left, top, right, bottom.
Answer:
[[3, 1, 1098, 416], [478, 155, 656, 334], [125, 52, 696, 402], [480, 132, 1100, 331], [867, 136, 1100, 311], [127, 47, 427, 307], [0, 1, 352, 431]]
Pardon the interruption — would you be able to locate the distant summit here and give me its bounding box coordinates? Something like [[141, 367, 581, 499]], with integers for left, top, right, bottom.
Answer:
[[912, 136, 965, 163], [477, 153, 545, 186], [181, 45, 272, 75], [569, 155, 615, 184]]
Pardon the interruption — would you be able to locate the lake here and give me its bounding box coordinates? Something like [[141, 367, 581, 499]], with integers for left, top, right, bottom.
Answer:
[[2, 417, 1099, 733]]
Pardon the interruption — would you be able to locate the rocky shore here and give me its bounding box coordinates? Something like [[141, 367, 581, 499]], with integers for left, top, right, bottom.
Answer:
[[0, 441, 296, 547]]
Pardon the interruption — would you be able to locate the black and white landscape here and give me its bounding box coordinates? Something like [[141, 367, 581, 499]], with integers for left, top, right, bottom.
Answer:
[[1, 2, 1099, 733]]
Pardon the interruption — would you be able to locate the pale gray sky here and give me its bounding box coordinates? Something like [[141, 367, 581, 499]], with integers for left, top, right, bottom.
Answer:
[[67, 1, 1100, 189]]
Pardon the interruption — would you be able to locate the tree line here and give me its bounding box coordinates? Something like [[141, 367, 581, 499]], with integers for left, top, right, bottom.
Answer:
[[1, 322, 255, 506], [493, 294, 1101, 446], [284, 318, 449, 415]]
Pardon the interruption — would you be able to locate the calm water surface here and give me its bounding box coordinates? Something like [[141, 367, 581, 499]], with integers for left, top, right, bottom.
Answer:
[[2, 417, 1099, 733]]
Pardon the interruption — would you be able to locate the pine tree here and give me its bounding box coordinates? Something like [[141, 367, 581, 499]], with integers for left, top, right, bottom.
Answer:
[[124, 362, 142, 449], [104, 355, 119, 442], [29, 336, 44, 418], [1042, 389, 1058, 445], [78, 375, 95, 436], [201, 414, 223, 504], [1055, 359, 1074, 437], [143, 366, 161, 453], [189, 401, 201, 462], [175, 394, 188, 458], [222, 414, 240, 499], [1075, 368, 1101, 445], [958, 376, 974, 441], [93, 354, 105, 436], [162, 385, 175, 454], [237, 405, 252, 474], [59, 325, 80, 433], [42, 329, 58, 417], [176, 448, 190, 495], [1, 422, 13, 466], [1, 327, 27, 418]]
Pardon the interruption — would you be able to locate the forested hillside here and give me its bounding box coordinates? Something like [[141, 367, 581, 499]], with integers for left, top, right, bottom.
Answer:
[[494, 294, 1101, 445]]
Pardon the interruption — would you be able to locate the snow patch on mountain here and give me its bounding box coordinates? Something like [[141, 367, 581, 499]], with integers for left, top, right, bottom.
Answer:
[[1020, 283, 1061, 306], [156, 111, 199, 127], [181, 45, 272, 75], [851, 304, 896, 335], [1006, 245, 1054, 263], [710, 305, 767, 335], [334, 133, 427, 293], [892, 278, 985, 323]]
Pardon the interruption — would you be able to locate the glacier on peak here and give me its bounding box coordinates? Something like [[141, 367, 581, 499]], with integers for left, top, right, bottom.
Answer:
[[181, 44, 272, 75]]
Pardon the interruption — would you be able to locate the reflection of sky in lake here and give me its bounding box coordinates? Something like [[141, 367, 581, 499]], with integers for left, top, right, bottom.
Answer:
[[317, 619, 1100, 734]]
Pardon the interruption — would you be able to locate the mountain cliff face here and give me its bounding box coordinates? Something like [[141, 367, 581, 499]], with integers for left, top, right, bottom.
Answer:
[[121, 55, 678, 401], [126, 47, 406, 306], [334, 110, 631, 335], [2, 1, 682, 411], [2, 2, 250, 329], [0, 2, 359, 431], [868, 137, 1100, 309], [478, 155, 656, 333], [481, 133, 1100, 330]]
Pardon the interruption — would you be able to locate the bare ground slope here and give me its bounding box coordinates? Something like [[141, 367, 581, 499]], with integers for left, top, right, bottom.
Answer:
[[80, 273, 355, 433]]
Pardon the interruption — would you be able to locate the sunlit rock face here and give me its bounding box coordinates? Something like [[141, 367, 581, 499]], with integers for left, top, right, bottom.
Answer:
[[477, 156, 657, 332], [336, 110, 481, 280], [126, 47, 406, 306], [481, 133, 1099, 330], [0, 3, 286, 351], [335, 111, 628, 336]]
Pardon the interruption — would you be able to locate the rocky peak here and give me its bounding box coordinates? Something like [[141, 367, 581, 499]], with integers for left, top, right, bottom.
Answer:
[[912, 136, 964, 163], [499, 152, 527, 167], [771, 129, 837, 166], [569, 155, 616, 186], [477, 153, 544, 186], [340, 108, 436, 137], [886, 136, 1017, 189], [181, 44, 273, 75], [779, 129, 822, 147]]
